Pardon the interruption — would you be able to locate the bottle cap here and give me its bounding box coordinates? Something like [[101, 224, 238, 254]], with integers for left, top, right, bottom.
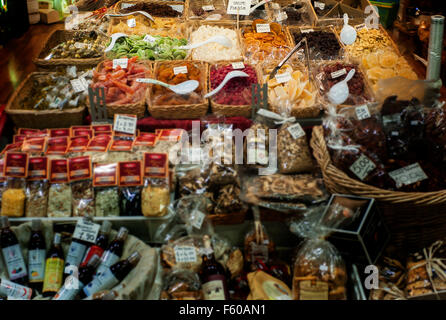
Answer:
[[31, 219, 42, 231], [100, 221, 112, 234], [127, 251, 141, 265], [88, 254, 101, 268], [0, 217, 10, 228], [117, 227, 128, 240], [53, 233, 61, 245]]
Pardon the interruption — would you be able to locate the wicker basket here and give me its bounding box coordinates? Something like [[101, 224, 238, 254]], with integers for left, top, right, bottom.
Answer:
[[310, 125, 446, 251], [147, 60, 209, 119], [208, 207, 248, 225], [114, 0, 187, 20], [88, 60, 152, 119], [6, 72, 86, 129], [187, 0, 233, 21], [267, 0, 317, 26], [208, 61, 262, 118], [34, 30, 106, 68]]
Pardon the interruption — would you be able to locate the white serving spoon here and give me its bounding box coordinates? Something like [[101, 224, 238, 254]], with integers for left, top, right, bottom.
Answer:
[[340, 14, 357, 45], [105, 33, 128, 52], [250, 0, 270, 14], [136, 78, 199, 95], [204, 71, 249, 98], [327, 69, 356, 105], [175, 35, 232, 50], [106, 11, 155, 22]]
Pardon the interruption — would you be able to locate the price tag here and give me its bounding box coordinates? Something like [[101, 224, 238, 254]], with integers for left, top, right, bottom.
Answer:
[[349, 154, 376, 181], [121, 3, 134, 9], [72, 219, 100, 244], [232, 62, 245, 69], [276, 11, 288, 21], [113, 58, 128, 69], [314, 1, 325, 10], [143, 35, 156, 43], [173, 66, 188, 75], [202, 5, 215, 11], [301, 28, 314, 33], [114, 114, 137, 135], [256, 23, 271, 33], [191, 210, 206, 229], [356, 23, 368, 31], [70, 78, 87, 93], [174, 246, 197, 263], [331, 68, 347, 79], [382, 114, 401, 125], [355, 105, 371, 120], [287, 123, 306, 139], [389, 163, 428, 188], [391, 131, 399, 136], [74, 42, 89, 49], [127, 18, 136, 28], [275, 72, 292, 84], [227, 0, 251, 15]]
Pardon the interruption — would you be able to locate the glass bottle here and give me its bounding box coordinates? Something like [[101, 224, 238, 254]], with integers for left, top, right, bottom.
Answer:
[[80, 221, 112, 267], [42, 233, 64, 297], [28, 219, 46, 291], [95, 227, 128, 278]]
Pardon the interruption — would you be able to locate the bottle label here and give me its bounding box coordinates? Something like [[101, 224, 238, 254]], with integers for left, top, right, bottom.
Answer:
[[28, 249, 46, 282], [202, 276, 227, 300], [83, 268, 119, 297], [53, 277, 84, 300], [0, 279, 33, 300], [95, 252, 120, 278], [43, 258, 64, 293], [298, 280, 329, 300], [81, 245, 104, 266], [65, 241, 87, 271], [2, 244, 27, 280]]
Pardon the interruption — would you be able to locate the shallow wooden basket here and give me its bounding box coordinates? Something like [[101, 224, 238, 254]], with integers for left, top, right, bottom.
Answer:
[[88, 60, 152, 119], [311, 125, 446, 252], [6, 72, 86, 129], [147, 60, 209, 119], [34, 30, 106, 68]]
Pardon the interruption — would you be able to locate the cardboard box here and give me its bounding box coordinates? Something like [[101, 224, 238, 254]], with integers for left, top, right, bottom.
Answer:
[[38, 0, 52, 10], [319, 194, 390, 265], [29, 12, 40, 24], [39, 9, 60, 24], [27, 0, 39, 14]]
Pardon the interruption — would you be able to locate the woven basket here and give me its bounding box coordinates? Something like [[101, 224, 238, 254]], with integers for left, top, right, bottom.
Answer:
[[208, 207, 248, 225], [310, 125, 446, 251], [208, 61, 262, 118], [34, 30, 106, 68], [88, 60, 152, 119], [6, 72, 86, 129], [267, 0, 317, 26], [147, 60, 209, 119], [114, 0, 187, 20]]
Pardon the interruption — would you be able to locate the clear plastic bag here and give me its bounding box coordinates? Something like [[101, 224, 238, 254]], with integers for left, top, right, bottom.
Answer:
[[175, 195, 214, 237], [47, 183, 72, 217], [1, 178, 26, 217], [160, 269, 202, 300], [25, 180, 49, 217], [120, 187, 142, 216], [95, 188, 120, 217], [71, 180, 95, 217], [161, 235, 204, 272], [141, 177, 170, 217]]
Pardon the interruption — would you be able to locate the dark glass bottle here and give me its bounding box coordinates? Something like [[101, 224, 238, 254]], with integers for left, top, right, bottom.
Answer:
[[199, 235, 229, 300], [80, 221, 112, 267], [0, 216, 28, 285], [81, 251, 141, 298], [42, 233, 64, 297], [95, 227, 128, 278], [28, 219, 46, 291]]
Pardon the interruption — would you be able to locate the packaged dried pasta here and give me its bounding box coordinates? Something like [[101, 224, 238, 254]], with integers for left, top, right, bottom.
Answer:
[[93, 163, 120, 217], [1, 152, 29, 217], [118, 161, 143, 216], [48, 158, 72, 217], [25, 157, 50, 217], [68, 156, 94, 217], [141, 153, 170, 217]]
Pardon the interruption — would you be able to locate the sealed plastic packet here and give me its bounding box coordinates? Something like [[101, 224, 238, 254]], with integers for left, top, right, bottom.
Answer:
[[161, 235, 205, 272], [1, 152, 29, 217], [289, 206, 348, 300], [47, 158, 72, 217], [175, 195, 215, 238], [93, 163, 120, 217], [142, 153, 170, 217], [118, 161, 143, 216], [160, 268, 202, 300], [68, 156, 94, 217], [25, 157, 50, 217]]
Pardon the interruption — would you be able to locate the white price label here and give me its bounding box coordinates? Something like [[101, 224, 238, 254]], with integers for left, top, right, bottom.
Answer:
[[275, 72, 292, 84], [70, 78, 87, 93], [314, 1, 325, 10], [256, 23, 271, 33], [382, 114, 401, 125], [72, 219, 100, 244], [231, 62, 245, 69], [276, 11, 288, 22], [74, 42, 89, 49], [356, 24, 368, 31], [349, 154, 376, 181], [301, 29, 314, 33], [391, 131, 399, 136], [331, 68, 347, 79], [113, 58, 128, 69], [169, 5, 183, 13], [143, 35, 156, 43], [174, 246, 197, 263], [389, 163, 428, 187], [173, 66, 188, 75], [114, 114, 137, 135], [227, 0, 251, 15], [127, 18, 136, 28], [202, 5, 215, 11], [191, 210, 206, 229], [355, 105, 371, 120], [288, 123, 306, 139], [121, 3, 134, 9]]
